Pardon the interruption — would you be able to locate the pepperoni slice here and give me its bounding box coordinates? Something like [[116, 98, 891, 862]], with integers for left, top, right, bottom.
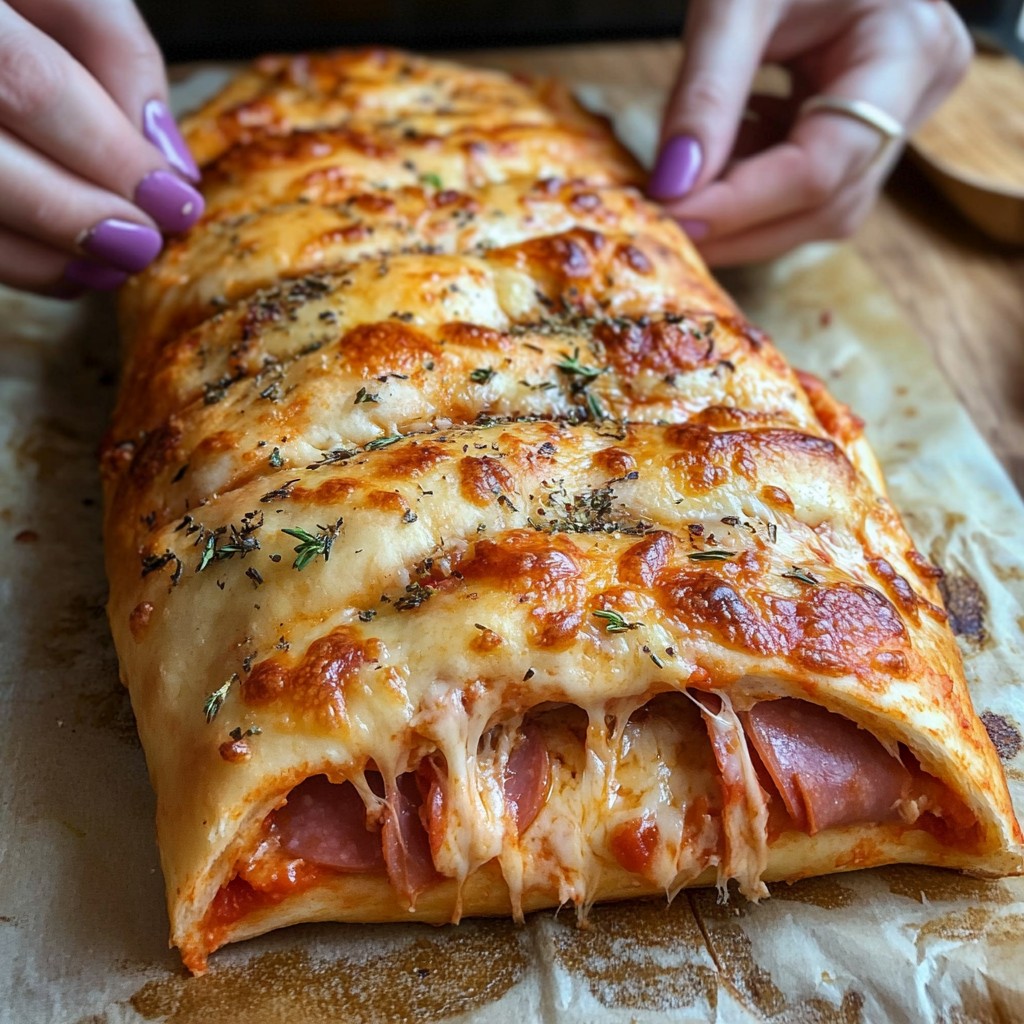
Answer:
[[504, 724, 551, 834], [381, 771, 440, 906], [275, 775, 384, 871], [742, 699, 911, 834]]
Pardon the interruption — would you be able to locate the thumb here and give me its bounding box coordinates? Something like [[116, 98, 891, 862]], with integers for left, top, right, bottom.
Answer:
[[649, 0, 779, 202]]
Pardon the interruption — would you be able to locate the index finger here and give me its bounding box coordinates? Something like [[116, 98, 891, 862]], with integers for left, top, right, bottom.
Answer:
[[659, 108, 892, 243], [650, 0, 780, 200], [8, 0, 198, 181], [0, 6, 203, 233]]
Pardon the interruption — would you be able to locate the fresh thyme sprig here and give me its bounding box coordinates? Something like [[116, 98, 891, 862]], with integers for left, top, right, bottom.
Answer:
[[203, 673, 238, 723], [593, 609, 643, 633], [555, 348, 607, 380], [782, 566, 820, 585], [281, 518, 344, 570], [364, 434, 403, 451]]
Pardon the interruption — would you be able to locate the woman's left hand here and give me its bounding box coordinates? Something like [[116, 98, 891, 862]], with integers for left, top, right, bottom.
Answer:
[[649, 0, 973, 266]]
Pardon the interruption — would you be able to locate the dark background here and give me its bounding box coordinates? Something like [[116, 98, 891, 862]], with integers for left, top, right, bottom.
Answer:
[[138, 1, 687, 63], [136, 0, 1017, 63]]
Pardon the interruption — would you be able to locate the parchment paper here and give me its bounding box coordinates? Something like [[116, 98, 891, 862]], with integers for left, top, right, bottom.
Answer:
[[2, 72, 1023, 1024]]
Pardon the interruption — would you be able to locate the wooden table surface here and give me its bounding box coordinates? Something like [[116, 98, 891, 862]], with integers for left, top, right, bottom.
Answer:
[[458, 39, 1024, 493]]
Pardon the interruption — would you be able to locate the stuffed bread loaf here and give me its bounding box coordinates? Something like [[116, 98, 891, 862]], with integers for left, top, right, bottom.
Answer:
[[102, 48, 1023, 974]]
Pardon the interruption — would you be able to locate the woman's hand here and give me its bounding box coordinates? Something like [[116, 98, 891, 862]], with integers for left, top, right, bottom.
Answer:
[[0, 0, 203, 295], [649, 0, 972, 266]]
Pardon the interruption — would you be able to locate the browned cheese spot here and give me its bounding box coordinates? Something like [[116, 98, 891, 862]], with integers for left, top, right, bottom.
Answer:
[[219, 738, 252, 763], [500, 228, 604, 283], [379, 441, 452, 481], [195, 429, 239, 458], [618, 531, 675, 588], [658, 569, 907, 675], [870, 650, 909, 676], [337, 321, 442, 377], [615, 242, 652, 274], [459, 530, 583, 599], [666, 425, 847, 496], [568, 190, 601, 213], [242, 627, 381, 724], [590, 445, 637, 478], [364, 489, 408, 514], [129, 417, 184, 487], [760, 485, 793, 511], [595, 319, 714, 378], [129, 601, 155, 641], [312, 222, 371, 250], [440, 321, 514, 353], [470, 626, 504, 653], [906, 548, 944, 581], [292, 476, 358, 504], [532, 607, 586, 650], [349, 192, 397, 215], [867, 557, 921, 619], [459, 456, 515, 507]]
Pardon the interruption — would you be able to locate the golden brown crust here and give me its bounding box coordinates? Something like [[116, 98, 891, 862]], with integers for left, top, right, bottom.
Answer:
[[105, 48, 1022, 975], [181, 48, 618, 169]]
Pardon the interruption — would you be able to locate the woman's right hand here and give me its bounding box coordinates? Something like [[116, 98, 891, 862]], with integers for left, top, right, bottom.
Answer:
[[0, 0, 203, 296]]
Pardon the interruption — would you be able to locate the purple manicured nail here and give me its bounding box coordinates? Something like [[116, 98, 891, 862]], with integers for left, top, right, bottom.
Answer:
[[142, 99, 200, 183], [648, 135, 703, 201], [63, 259, 129, 291], [679, 218, 709, 241], [79, 219, 162, 273], [134, 170, 205, 233]]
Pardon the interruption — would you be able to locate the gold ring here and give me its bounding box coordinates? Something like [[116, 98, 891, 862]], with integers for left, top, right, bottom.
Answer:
[[798, 95, 906, 169]]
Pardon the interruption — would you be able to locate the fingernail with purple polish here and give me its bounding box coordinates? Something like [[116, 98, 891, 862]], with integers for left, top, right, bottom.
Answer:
[[648, 135, 703, 201], [680, 218, 709, 241], [143, 99, 200, 183], [63, 259, 130, 292], [135, 170, 205, 233], [79, 219, 162, 272]]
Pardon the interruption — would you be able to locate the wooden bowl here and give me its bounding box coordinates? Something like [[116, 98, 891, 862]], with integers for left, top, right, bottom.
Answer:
[[909, 50, 1024, 245]]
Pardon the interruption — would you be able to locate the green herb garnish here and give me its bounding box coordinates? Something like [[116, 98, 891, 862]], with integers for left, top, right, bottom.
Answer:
[[555, 348, 607, 380], [203, 673, 238, 723], [281, 519, 343, 570], [688, 550, 736, 562], [593, 609, 642, 633], [365, 434, 403, 451], [782, 566, 819, 585]]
